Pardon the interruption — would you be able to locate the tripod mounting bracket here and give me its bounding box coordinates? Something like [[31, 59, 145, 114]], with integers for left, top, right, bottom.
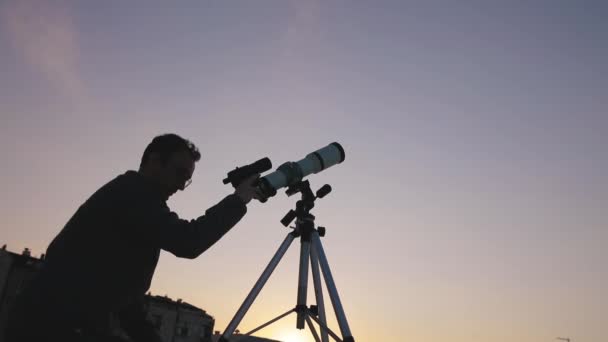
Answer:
[[281, 180, 331, 227]]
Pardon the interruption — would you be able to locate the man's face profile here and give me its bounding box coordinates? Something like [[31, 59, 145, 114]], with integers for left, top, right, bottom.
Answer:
[[148, 150, 195, 199]]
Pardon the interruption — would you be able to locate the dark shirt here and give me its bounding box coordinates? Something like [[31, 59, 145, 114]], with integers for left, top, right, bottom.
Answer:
[[8, 170, 247, 341]]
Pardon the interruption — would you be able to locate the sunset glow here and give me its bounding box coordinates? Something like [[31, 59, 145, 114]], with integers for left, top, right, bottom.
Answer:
[[1, 1, 606, 342]]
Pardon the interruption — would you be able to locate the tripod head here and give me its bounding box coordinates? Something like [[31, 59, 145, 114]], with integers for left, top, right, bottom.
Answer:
[[280, 180, 331, 230]]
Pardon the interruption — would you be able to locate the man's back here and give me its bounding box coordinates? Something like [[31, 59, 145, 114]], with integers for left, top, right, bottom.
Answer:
[[42, 171, 163, 317], [8, 170, 248, 341], [8, 171, 164, 336]]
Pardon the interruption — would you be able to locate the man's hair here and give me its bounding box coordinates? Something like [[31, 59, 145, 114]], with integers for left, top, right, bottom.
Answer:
[[140, 134, 201, 168]]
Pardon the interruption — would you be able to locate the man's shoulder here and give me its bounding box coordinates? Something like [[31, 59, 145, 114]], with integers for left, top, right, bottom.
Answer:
[[100, 170, 140, 190], [87, 171, 143, 202], [83, 171, 167, 213], [115, 170, 141, 186]]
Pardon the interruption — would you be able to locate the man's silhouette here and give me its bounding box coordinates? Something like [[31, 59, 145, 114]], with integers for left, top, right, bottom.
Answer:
[[6, 134, 260, 342]]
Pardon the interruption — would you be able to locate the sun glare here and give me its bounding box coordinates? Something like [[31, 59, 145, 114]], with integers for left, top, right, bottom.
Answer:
[[274, 329, 309, 342]]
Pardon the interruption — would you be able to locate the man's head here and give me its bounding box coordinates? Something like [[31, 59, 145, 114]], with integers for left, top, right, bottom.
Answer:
[[139, 134, 201, 200]]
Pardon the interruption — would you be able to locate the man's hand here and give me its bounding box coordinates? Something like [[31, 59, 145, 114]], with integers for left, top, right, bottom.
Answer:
[[234, 173, 261, 204]]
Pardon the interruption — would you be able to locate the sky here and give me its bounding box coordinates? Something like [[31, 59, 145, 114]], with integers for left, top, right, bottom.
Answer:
[[1, 0, 607, 341]]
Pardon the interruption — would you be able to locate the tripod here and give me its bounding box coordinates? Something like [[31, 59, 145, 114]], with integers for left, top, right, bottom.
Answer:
[[219, 180, 355, 342]]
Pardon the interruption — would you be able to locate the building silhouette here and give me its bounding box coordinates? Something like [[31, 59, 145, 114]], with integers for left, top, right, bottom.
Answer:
[[144, 293, 215, 342], [0, 245, 44, 342]]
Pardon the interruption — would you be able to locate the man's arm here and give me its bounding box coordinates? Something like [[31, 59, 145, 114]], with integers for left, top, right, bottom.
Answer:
[[131, 193, 247, 258], [124, 173, 260, 258]]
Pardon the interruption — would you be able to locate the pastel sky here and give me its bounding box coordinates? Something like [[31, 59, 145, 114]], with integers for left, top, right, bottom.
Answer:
[[1, 1, 606, 341]]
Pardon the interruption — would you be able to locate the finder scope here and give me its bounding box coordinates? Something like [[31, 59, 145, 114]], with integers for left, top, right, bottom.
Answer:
[[223, 157, 272, 188]]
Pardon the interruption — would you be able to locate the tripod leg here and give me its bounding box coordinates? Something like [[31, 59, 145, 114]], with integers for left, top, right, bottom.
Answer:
[[220, 232, 296, 342], [307, 312, 345, 342], [305, 315, 322, 342], [310, 239, 329, 342], [244, 308, 295, 336], [296, 237, 311, 329], [312, 232, 355, 342]]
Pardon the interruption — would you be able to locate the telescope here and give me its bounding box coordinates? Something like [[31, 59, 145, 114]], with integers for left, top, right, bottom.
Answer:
[[223, 142, 345, 201], [258, 142, 345, 198], [219, 141, 355, 342]]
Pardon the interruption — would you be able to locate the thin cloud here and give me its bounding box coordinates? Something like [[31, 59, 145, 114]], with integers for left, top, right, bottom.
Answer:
[[282, 0, 322, 58], [1, 0, 88, 104]]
